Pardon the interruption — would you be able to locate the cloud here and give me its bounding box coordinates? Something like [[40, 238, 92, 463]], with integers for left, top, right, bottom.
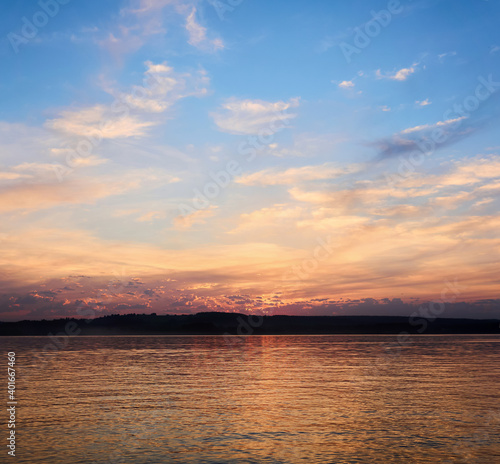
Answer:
[[262, 133, 345, 158], [136, 211, 166, 222], [236, 162, 362, 186], [211, 97, 300, 135], [2, 153, 500, 317], [185, 6, 224, 52], [46, 61, 209, 140], [370, 204, 430, 218], [97, 0, 196, 58], [0, 172, 32, 181], [11, 162, 73, 178], [0, 181, 126, 214], [416, 99, 432, 107], [0, 227, 301, 295], [376, 64, 418, 81], [97, 0, 172, 58], [438, 51, 457, 60], [288, 156, 500, 220], [63, 155, 108, 167], [295, 211, 370, 232], [129, 0, 179, 14], [288, 183, 425, 210], [229, 205, 304, 234], [372, 116, 472, 160], [46, 105, 156, 139], [400, 116, 466, 135], [172, 206, 217, 230], [0, 168, 179, 213], [0, 122, 62, 169], [115, 61, 210, 113], [416, 155, 500, 187], [2, 148, 500, 318], [99, 1, 224, 58], [338, 80, 354, 89]]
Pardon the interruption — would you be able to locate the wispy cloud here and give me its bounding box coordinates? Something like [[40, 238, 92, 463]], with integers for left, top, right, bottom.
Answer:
[[136, 210, 167, 222], [400, 116, 465, 134], [236, 162, 362, 186], [371, 116, 472, 159], [96, 0, 224, 58], [129, 0, 180, 14], [185, 6, 224, 52], [416, 98, 432, 106], [228, 205, 304, 235], [172, 206, 217, 230], [115, 61, 210, 113], [211, 97, 299, 135], [438, 51, 457, 60], [376, 63, 418, 81], [46, 61, 209, 140], [0, 167, 179, 213], [52, 153, 108, 167], [46, 105, 156, 139], [263, 133, 345, 158]]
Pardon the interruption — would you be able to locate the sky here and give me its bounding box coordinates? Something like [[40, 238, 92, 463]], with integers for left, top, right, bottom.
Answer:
[[0, 0, 500, 321]]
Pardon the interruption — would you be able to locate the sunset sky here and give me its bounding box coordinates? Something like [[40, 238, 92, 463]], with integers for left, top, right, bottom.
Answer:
[[1, 0, 500, 320]]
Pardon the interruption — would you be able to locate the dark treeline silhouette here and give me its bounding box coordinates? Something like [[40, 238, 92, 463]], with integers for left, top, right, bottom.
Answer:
[[1, 312, 500, 335]]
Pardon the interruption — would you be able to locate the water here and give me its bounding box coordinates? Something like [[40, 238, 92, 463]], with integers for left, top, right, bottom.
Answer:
[[3, 335, 500, 463]]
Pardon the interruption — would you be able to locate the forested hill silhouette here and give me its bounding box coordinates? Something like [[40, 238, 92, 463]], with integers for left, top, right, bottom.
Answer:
[[1, 312, 500, 335]]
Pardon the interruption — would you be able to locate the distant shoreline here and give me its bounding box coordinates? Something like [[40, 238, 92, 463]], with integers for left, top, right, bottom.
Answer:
[[1, 312, 499, 336]]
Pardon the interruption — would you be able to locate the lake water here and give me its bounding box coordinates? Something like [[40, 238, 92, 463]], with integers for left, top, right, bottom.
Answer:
[[3, 335, 500, 463]]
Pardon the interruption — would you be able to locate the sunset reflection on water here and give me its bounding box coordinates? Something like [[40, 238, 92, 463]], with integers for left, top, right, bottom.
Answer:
[[5, 335, 500, 463]]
